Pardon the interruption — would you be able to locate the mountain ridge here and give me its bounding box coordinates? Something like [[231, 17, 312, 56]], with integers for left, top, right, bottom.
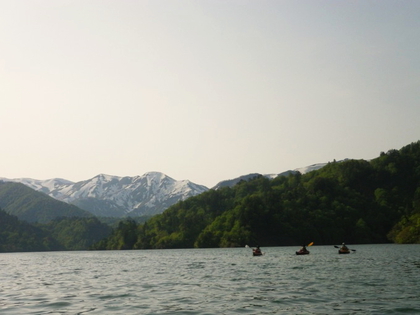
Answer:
[[1, 172, 209, 217], [0, 162, 328, 218]]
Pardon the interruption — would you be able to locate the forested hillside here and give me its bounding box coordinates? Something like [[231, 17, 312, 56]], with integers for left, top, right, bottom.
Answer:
[[0, 182, 92, 223], [0, 209, 63, 252], [92, 141, 420, 250], [0, 208, 113, 252], [36, 217, 113, 250]]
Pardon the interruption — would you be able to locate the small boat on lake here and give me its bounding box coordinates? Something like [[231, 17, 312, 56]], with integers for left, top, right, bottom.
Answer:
[[296, 249, 310, 255], [336, 243, 352, 254], [338, 249, 350, 254], [296, 243, 312, 255], [252, 246, 263, 256]]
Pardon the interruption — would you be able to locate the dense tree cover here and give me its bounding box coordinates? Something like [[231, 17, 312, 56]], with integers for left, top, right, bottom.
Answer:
[[97, 215, 153, 228], [0, 208, 113, 252], [0, 182, 92, 223], [0, 209, 63, 252], [37, 217, 113, 250], [0, 181, 144, 252], [92, 141, 420, 249], [388, 212, 420, 243], [92, 218, 139, 250]]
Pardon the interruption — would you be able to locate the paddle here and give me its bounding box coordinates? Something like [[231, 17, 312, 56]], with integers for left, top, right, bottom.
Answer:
[[334, 245, 356, 252], [307, 242, 314, 247]]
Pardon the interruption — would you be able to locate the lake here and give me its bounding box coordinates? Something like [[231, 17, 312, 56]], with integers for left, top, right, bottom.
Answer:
[[1, 244, 419, 314]]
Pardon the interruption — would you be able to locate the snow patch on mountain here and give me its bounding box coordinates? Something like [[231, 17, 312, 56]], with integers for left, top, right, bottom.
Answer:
[[0, 161, 334, 217], [293, 163, 328, 174], [1, 172, 209, 217]]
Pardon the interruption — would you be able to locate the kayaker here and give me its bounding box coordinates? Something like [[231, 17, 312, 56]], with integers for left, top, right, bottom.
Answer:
[[300, 245, 307, 252], [253, 246, 262, 255], [340, 243, 349, 251]]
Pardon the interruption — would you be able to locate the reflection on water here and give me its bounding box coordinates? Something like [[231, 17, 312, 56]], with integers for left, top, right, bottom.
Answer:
[[1, 244, 420, 314]]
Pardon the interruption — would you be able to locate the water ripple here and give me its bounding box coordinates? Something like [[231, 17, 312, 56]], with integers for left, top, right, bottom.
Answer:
[[1, 245, 420, 314]]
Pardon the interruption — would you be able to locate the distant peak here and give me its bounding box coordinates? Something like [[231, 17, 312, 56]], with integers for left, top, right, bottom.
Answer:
[[92, 174, 121, 181], [143, 171, 165, 176], [142, 172, 173, 181]]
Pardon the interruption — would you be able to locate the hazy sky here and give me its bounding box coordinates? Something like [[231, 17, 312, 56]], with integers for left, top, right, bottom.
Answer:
[[1, 1, 419, 188]]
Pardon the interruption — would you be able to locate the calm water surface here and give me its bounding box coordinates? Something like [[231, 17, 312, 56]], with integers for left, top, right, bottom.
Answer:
[[1, 244, 419, 314]]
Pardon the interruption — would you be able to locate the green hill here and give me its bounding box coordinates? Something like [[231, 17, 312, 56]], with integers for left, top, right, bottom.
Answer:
[[91, 141, 420, 250], [36, 217, 113, 250], [0, 182, 92, 223], [0, 182, 114, 251], [0, 209, 63, 252], [0, 208, 113, 252]]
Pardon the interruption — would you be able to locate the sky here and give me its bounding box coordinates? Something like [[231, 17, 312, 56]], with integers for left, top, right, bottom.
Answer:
[[1, 0, 419, 188]]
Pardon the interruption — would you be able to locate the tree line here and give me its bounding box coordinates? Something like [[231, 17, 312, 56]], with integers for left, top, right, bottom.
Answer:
[[2, 141, 419, 252], [0, 210, 112, 252], [91, 141, 420, 249]]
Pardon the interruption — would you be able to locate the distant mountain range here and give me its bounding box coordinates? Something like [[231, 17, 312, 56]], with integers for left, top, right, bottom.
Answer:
[[0, 163, 327, 218]]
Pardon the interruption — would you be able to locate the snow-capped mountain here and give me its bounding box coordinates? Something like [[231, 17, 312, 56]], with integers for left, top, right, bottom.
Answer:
[[1, 172, 208, 217], [0, 162, 330, 218]]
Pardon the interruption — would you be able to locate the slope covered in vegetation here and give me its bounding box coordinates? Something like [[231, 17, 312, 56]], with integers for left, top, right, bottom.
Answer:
[[37, 217, 113, 250], [92, 141, 420, 249], [0, 209, 63, 252], [0, 182, 92, 223], [0, 209, 113, 252]]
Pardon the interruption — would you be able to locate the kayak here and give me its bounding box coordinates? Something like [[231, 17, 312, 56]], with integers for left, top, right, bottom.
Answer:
[[253, 250, 263, 256], [296, 250, 310, 255], [338, 249, 350, 254]]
